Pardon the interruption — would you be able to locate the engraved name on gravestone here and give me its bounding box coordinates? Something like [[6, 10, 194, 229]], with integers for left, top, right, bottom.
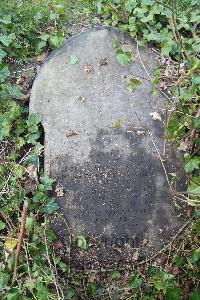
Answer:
[[30, 27, 185, 261]]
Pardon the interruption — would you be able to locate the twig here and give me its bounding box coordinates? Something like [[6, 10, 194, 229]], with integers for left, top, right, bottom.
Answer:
[[44, 218, 61, 299], [12, 200, 28, 283], [55, 212, 72, 273], [136, 40, 172, 103], [138, 220, 190, 265]]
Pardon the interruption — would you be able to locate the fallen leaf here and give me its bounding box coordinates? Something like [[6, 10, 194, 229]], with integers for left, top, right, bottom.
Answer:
[[99, 57, 108, 66], [178, 140, 188, 151], [112, 120, 122, 129], [142, 238, 148, 246], [36, 52, 48, 62], [127, 78, 141, 92], [55, 183, 64, 197], [25, 165, 38, 183], [136, 130, 146, 136], [5, 238, 17, 250], [66, 129, 78, 137], [150, 112, 162, 121], [78, 96, 86, 102], [133, 250, 139, 261], [84, 64, 93, 73], [21, 93, 30, 102], [69, 54, 79, 65]]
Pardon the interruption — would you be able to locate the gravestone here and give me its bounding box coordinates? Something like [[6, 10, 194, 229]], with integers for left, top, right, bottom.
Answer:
[[30, 27, 186, 265]]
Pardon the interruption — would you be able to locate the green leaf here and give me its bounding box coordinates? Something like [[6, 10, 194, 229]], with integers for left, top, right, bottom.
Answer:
[[0, 271, 9, 289], [113, 37, 119, 48], [27, 132, 40, 144], [115, 48, 131, 66], [112, 119, 122, 128], [108, 271, 121, 279], [0, 65, 9, 82], [0, 34, 15, 46], [27, 113, 41, 127], [25, 217, 34, 231], [65, 290, 76, 299], [49, 34, 64, 48], [192, 118, 200, 129], [127, 78, 141, 92], [194, 219, 200, 234], [42, 199, 59, 214], [77, 235, 87, 250], [0, 15, 12, 24], [192, 76, 200, 85], [0, 220, 5, 231], [175, 256, 186, 266], [190, 250, 200, 263], [6, 288, 21, 300], [165, 288, 181, 300], [189, 291, 200, 300], [6, 84, 22, 99], [40, 175, 54, 191], [185, 158, 200, 173], [128, 272, 142, 289], [0, 48, 7, 61], [69, 54, 79, 65]]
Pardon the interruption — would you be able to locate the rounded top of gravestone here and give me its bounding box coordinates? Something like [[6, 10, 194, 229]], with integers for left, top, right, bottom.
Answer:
[[30, 27, 186, 266]]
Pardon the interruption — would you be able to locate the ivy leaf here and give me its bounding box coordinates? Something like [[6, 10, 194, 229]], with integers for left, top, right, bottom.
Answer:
[[25, 216, 34, 231], [128, 272, 142, 289], [165, 287, 181, 300], [6, 84, 22, 99], [49, 33, 64, 48], [192, 76, 200, 85], [69, 54, 79, 65], [27, 113, 41, 127], [0, 65, 9, 82], [0, 48, 7, 62], [77, 235, 87, 249], [0, 34, 15, 46], [192, 118, 200, 129], [127, 78, 141, 92], [6, 288, 21, 300], [115, 48, 131, 66], [185, 158, 200, 173], [108, 271, 121, 279], [42, 199, 59, 214], [0, 220, 5, 231], [40, 175, 54, 191]]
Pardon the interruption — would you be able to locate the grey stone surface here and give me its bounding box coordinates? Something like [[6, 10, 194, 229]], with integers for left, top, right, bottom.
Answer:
[[30, 27, 186, 264]]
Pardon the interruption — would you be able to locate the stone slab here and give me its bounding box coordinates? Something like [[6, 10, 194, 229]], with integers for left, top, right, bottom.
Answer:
[[30, 27, 186, 264]]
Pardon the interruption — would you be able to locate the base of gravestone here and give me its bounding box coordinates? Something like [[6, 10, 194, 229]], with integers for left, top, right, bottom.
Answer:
[[30, 26, 187, 267]]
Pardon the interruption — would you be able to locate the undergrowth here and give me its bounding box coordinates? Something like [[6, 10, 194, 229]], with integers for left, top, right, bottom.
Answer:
[[0, 0, 199, 299]]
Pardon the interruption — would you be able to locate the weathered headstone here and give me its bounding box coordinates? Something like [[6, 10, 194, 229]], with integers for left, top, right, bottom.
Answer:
[[30, 27, 185, 265]]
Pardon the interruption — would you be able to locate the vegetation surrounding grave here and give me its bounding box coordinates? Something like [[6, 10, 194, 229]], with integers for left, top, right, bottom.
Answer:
[[0, 0, 199, 299]]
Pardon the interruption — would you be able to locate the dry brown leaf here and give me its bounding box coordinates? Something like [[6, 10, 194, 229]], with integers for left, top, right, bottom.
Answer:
[[84, 64, 93, 73], [66, 130, 78, 137], [132, 250, 139, 261], [78, 96, 86, 102], [25, 165, 38, 183], [150, 111, 162, 121], [21, 94, 30, 102], [99, 57, 108, 66], [142, 238, 148, 246], [55, 183, 64, 197], [178, 140, 188, 152], [36, 52, 48, 62]]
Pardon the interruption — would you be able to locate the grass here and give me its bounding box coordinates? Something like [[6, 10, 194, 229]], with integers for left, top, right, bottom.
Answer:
[[0, 0, 200, 299]]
